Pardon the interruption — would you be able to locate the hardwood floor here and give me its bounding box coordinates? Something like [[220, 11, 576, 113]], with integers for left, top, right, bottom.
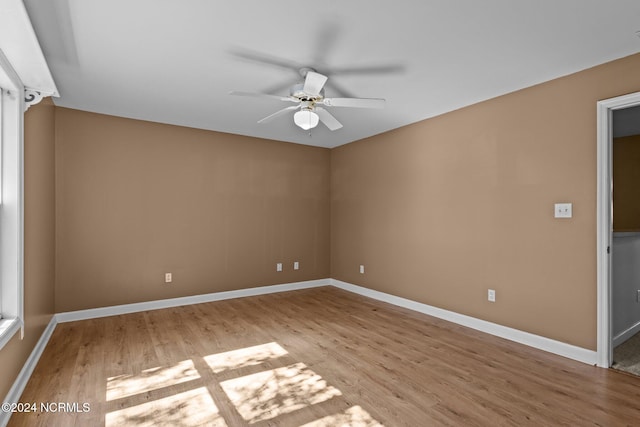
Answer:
[[8, 286, 640, 426]]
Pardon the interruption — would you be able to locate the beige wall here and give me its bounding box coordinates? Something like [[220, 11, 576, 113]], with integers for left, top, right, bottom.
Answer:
[[0, 100, 56, 399], [331, 53, 640, 350], [55, 109, 330, 312], [613, 135, 640, 231]]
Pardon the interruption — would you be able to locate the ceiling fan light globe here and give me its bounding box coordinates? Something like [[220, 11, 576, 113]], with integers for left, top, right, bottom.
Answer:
[[294, 110, 319, 130]]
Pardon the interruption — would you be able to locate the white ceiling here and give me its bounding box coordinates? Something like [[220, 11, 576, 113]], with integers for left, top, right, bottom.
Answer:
[[23, 0, 640, 148]]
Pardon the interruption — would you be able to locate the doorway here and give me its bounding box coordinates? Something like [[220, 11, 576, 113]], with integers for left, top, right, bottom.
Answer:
[[597, 91, 640, 369]]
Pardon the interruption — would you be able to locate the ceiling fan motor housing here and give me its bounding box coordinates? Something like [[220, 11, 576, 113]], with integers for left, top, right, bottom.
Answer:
[[299, 100, 315, 112], [290, 83, 324, 101]]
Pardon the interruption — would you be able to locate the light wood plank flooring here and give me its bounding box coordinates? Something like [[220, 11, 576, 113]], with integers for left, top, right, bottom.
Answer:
[[8, 286, 640, 426]]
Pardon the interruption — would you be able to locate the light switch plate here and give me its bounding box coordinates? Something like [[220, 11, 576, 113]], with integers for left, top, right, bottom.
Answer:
[[554, 203, 572, 218]]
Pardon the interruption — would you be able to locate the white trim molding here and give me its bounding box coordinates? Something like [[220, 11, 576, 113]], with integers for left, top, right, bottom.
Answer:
[[331, 279, 598, 365], [0, 0, 58, 97], [0, 47, 25, 347], [23, 89, 45, 112], [596, 91, 640, 368], [0, 316, 57, 427], [0, 319, 21, 350], [56, 279, 330, 323]]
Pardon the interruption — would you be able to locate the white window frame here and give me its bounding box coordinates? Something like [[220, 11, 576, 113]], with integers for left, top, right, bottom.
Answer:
[[0, 47, 25, 350]]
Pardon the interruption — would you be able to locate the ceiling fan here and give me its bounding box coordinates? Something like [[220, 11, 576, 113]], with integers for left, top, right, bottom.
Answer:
[[230, 68, 385, 131]]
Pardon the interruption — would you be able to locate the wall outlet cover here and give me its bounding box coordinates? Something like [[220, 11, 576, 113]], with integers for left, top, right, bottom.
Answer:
[[554, 203, 572, 218]]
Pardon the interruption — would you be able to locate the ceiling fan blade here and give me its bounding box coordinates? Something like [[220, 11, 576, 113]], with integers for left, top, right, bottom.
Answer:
[[257, 105, 299, 124], [328, 64, 405, 76], [324, 80, 355, 98], [260, 79, 298, 96], [303, 71, 328, 96], [312, 21, 342, 66], [322, 97, 385, 109], [228, 48, 303, 73], [229, 91, 298, 103], [315, 107, 343, 131]]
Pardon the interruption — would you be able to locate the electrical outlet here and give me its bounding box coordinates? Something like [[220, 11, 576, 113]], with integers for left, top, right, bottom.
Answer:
[[165, 273, 172, 283], [293, 261, 299, 270], [488, 289, 496, 302], [359, 265, 365, 274], [554, 203, 572, 218], [276, 263, 283, 272]]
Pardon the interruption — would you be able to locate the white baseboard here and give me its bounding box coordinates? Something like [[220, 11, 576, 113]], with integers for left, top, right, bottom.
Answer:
[[331, 279, 598, 366], [613, 320, 640, 347], [56, 278, 330, 323], [1, 315, 58, 427]]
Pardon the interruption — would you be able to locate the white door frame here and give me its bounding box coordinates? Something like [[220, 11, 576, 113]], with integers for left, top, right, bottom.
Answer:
[[596, 91, 640, 368]]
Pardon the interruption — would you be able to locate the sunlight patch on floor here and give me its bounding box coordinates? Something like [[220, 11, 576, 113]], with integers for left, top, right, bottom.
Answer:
[[220, 362, 342, 423], [106, 359, 200, 401], [300, 405, 384, 427], [105, 386, 227, 427], [204, 342, 288, 373]]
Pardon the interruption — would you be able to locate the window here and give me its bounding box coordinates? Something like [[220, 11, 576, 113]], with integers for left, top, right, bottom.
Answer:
[[0, 48, 25, 350]]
